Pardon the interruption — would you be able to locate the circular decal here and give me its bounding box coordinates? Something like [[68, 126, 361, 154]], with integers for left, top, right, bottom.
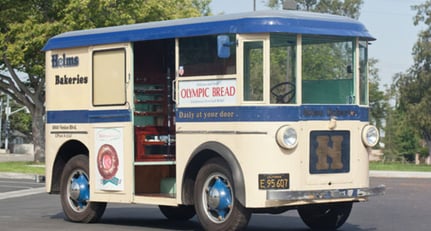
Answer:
[[97, 144, 119, 180]]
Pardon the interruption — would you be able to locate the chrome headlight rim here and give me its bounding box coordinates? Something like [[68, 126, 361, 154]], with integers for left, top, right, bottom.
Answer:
[[362, 125, 379, 147], [276, 125, 298, 149]]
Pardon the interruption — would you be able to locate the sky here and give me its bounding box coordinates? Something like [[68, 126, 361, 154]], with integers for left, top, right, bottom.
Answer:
[[210, 0, 426, 87]]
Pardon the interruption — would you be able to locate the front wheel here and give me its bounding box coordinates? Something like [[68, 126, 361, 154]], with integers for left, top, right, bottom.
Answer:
[[297, 202, 353, 230], [60, 154, 107, 223], [194, 158, 251, 231]]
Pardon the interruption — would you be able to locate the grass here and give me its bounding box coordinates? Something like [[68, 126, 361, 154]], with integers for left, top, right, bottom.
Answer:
[[0, 161, 45, 175], [369, 162, 431, 172]]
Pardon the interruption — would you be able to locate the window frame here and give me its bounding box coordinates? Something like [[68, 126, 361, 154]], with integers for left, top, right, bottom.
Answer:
[[238, 34, 269, 104]]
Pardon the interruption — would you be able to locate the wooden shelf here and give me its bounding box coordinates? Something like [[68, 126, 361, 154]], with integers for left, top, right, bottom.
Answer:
[[134, 161, 176, 166], [134, 81, 175, 162]]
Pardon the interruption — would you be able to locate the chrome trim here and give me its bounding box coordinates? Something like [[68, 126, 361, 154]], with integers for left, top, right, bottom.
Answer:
[[267, 185, 385, 201]]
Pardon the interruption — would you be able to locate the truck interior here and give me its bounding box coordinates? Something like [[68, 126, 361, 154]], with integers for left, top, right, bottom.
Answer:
[[133, 39, 177, 197]]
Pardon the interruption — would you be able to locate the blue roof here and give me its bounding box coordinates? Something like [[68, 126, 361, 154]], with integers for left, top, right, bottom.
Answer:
[[43, 10, 374, 51]]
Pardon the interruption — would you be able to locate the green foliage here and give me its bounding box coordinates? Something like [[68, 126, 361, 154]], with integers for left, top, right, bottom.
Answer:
[[313, 0, 363, 19], [266, 0, 363, 19], [193, 0, 212, 16], [10, 111, 32, 135], [412, 1, 431, 26], [1, 0, 211, 75], [0, 161, 45, 175], [244, 41, 264, 101], [387, 1, 431, 161], [1, 0, 212, 161], [302, 39, 353, 80], [388, 0, 431, 161], [369, 162, 431, 172], [62, 0, 202, 30], [383, 108, 421, 160], [0, 0, 32, 30]]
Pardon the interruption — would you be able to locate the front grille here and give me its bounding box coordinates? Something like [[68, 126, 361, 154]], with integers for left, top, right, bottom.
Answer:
[[309, 131, 350, 174]]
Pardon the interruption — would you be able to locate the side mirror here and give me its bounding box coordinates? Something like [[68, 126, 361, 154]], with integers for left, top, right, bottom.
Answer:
[[217, 35, 231, 58]]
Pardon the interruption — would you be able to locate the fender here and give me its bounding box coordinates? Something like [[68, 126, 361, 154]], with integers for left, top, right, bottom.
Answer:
[[184, 141, 246, 206]]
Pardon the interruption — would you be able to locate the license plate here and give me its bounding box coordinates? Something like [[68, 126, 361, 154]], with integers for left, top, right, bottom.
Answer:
[[258, 174, 289, 190]]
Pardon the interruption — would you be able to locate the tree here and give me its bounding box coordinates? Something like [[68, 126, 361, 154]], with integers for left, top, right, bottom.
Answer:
[[384, 72, 422, 162], [392, 0, 431, 163], [0, 0, 52, 160], [0, 0, 211, 162], [193, 0, 212, 16], [384, 107, 421, 162], [383, 73, 420, 160], [267, 0, 363, 19]]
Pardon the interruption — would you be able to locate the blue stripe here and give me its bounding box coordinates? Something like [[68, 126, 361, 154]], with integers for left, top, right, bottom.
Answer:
[[176, 105, 369, 122], [46, 106, 368, 124], [47, 109, 131, 123]]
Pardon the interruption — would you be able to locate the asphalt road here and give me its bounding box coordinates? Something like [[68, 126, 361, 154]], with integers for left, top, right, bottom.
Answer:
[[0, 177, 430, 231]]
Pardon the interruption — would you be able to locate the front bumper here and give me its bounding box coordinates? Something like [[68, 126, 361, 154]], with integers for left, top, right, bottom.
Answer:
[[267, 185, 385, 201]]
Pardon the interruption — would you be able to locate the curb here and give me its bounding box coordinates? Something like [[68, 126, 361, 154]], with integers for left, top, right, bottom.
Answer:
[[0, 153, 34, 162], [0, 172, 36, 180], [370, 170, 431, 179]]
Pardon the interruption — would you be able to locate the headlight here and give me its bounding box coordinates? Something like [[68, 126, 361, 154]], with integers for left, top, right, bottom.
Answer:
[[362, 125, 379, 147], [276, 125, 298, 149]]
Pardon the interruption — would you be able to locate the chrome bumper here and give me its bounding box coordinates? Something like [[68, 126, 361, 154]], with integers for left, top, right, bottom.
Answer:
[[267, 185, 385, 201]]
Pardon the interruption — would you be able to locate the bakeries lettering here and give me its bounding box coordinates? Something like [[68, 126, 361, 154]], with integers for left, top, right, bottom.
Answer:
[[55, 74, 88, 85]]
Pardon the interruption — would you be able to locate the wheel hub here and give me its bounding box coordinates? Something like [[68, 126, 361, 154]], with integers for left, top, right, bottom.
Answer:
[[69, 173, 89, 209], [206, 177, 232, 220]]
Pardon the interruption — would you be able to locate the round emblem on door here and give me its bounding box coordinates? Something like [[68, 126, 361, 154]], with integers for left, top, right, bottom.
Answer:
[[97, 144, 119, 180]]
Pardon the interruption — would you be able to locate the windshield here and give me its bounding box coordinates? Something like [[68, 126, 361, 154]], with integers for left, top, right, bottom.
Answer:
[[268, 34, 358, 105], [301, 36, 355, 104]]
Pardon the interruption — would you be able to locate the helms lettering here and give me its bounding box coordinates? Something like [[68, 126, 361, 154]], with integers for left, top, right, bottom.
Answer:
[[51, 54, 79, 68]]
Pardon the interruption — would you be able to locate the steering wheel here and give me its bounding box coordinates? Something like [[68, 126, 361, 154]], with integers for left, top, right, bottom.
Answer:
[[270, 82, 296, 103]]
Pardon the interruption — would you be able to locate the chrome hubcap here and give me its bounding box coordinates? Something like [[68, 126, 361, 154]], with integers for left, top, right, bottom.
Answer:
[[67, 170, 89, 212], [203, 174, 233, 223]]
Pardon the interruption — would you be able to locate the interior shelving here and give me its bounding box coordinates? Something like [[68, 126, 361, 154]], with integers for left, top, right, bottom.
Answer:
[[133, 39, 176, 196]]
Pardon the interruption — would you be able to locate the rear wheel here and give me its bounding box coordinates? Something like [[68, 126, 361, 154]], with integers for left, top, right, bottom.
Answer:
[[298, 202, 352, 230], [194, 158, 251, 231], [60, 154, 107, 223], [159, 205, 195, 220]]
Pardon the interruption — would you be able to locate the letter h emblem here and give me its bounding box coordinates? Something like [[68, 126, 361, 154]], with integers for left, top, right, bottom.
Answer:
[[310, 131, 350, 174]]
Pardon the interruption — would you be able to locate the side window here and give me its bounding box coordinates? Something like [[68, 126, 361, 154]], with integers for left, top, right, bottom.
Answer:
[[270, 33, 296, 104], [93, 49, 126, 106], [179, 34, 236, 76], [243, 41, 264, 101]]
